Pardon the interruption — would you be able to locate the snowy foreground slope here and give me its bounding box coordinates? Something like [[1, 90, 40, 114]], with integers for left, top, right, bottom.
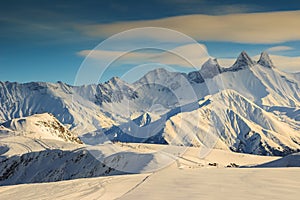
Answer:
[[1, 168, 300, 200], [0, 124, 277, 186], [256, 152, 300, 167], [0, 143, 300, 200]]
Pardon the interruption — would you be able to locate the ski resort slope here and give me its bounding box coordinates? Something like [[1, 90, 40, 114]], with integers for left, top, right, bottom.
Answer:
[[0, 162, 299, 200], [120, 167, 300, 200], [1, 142, 299, 200], [0, 174, 150, 200]]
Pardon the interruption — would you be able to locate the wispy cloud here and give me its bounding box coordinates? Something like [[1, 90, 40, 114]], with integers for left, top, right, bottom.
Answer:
[[78, 43, 210, 68], [153, 0, 263, 15], [78, 43, 300, 72], [3, 8, 300, 45], [75, 10, 300, 44], [209, 4, 261, 15], [266, 46, 294, 52]]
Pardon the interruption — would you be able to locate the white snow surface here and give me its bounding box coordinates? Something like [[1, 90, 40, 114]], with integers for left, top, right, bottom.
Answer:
[[0, 113, 82, 144], [0, 142, 299, 200]]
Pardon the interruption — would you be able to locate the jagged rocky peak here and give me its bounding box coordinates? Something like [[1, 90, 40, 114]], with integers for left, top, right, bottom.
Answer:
[[238, 51, 254, 63], [200, 58, 222, 79], [56, 81, 72, 87], [230, 51, 255, 71], [105, 76, 122, 85], [103, 76, 130, 88], [188, 57, 223, 82], [202, 58, 221, 69], [258, 51, 274, 68], [95, 76, 138, 104]]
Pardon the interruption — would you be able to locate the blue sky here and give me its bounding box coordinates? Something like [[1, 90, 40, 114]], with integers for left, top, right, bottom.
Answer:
[[1, 0, 300, 84]]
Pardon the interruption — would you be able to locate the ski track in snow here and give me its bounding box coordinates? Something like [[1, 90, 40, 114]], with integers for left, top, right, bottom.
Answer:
[[116, 174, 152, 199]]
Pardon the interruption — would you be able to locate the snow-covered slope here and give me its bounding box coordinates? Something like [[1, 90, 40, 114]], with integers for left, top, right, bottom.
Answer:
[[0, 138, 278, 186], [2, 167, 299, 200], [2, 145, 295, 200], [162, 90, 300, 156], [255, 152, 300, 167], [0, 148, 119, 186], [0, 113, 82, 144]]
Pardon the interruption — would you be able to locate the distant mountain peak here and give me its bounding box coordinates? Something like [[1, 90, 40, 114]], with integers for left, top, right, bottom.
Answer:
[[105, 76, 122, 85], [103, 76, 131, 88], [203, 58, 220, 67], [200, 58, 222, 79], [231, 51, 255, 69], [236, 51, 254, 65], [258, 51, 274, 68]]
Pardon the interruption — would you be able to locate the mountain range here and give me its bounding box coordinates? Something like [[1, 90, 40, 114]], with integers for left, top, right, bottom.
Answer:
[[0, 51, 299, 157]]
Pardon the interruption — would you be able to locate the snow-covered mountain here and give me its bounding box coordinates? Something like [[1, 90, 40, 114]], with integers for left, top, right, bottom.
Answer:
[[0, 113, 82, 144], [0, 51, 299, 156], [163, 89, 300, 156], [85, 52, 299, 155]]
